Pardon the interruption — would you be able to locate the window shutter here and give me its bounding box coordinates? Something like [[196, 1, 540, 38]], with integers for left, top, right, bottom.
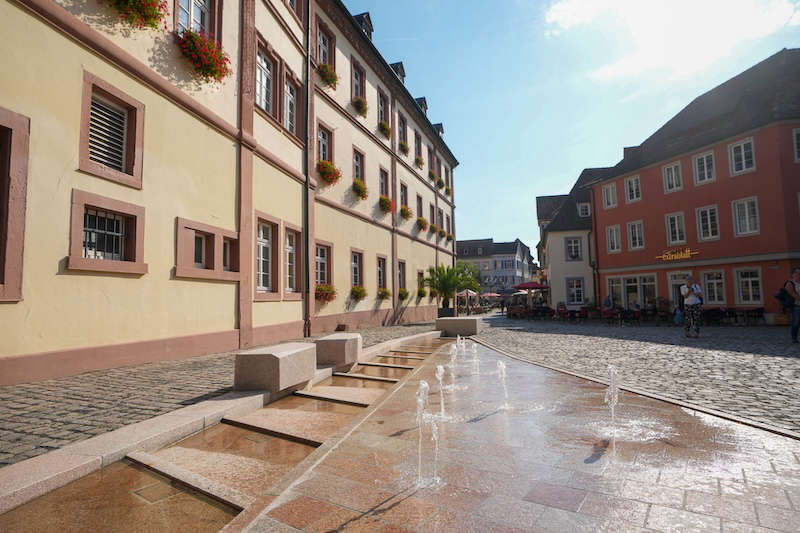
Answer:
[[89, 96, 127, 172]]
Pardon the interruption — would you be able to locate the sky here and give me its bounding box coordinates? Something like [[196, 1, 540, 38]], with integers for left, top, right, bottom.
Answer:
[[343, 0, 800, 260]]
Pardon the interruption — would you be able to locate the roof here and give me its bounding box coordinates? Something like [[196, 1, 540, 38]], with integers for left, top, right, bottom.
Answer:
[[544, 167, 614, 233], [456, 238, 534, 262], [536, 195, 568, 222], [589, 48, 800, 186]]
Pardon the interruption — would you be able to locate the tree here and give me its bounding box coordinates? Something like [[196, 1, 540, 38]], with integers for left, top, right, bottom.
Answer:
[[424, 262, 481, 309]]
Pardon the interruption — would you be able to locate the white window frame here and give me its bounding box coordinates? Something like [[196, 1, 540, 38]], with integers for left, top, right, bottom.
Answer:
[[735, 267, 763, 305], [318, 30, 330, 66], [377, 257, 386, 289], [193, 233, 206, 268], [602, 183, 617, 209], [662, 162, 682, 193], [701, 270, 726, 305], [693, 151, 715, 185], [353, 150, 363, 180], [317, 126, 330, 162], [351, 252, 361, 286], [177, 0, 210, 34], [577, 203, 590, 217], [256, 50, 274, 114], [565, 237, 582, 261], [664, 212, 686, 246], [728, 137, 755, 176], [315, 245, 328, 285], [284, 82, 297, 134], [352, 64, 363, 99], [606, 225, 621, 253], [732, 196, 760, 237], [695, 204, 720, 242], [627, 220, 645, 250], [624, 175, 641, 203], [566, 277, 585, 305], [256, 223, 272, 291], [794, 128, 800, 163], [285, 231, 297, 292]]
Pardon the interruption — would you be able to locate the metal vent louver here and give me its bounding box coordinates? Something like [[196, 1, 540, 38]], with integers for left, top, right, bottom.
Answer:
[[88, 96, 127, 172]]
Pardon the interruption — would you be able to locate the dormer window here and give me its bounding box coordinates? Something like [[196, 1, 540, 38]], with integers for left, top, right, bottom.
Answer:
[[577, 203, 590, 217]]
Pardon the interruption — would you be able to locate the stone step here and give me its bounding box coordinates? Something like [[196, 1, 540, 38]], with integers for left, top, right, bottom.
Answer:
[[294, 386, 385, 407], [358, 361, 415, 370], [390, 349, 433, 355], [332, 372, 399, 383], [376, 354, 425, 361], [223, 408, 353, 447]]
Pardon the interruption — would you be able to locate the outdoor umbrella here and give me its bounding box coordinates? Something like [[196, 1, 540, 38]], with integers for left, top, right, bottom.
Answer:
[[513, 281, 549, 290]]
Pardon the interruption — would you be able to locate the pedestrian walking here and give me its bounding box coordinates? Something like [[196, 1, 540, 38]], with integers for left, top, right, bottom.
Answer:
[[786, 268, 800, 343], [680, 275, 703, 338]]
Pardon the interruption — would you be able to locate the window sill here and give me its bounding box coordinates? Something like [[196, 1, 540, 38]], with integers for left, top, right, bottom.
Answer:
[[255, 291, 281, 302], [734, 231, 760, 238], [78, 160, 142, 189], [730, 168, 756, 177], [283, 292, 303, 301], [175, 265, 239, 282], [693, 178, 716, 187], [68, 256, 148, 275]]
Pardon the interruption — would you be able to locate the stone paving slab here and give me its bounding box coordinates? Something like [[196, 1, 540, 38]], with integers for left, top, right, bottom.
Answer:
[[475, 312, 800, 433], [0, 323, 434, 468]]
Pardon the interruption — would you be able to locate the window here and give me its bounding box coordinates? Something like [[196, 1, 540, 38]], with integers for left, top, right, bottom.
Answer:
[[416, 195, 423, 218], [565, 237, 582, 261], [436, 156, 442, 177], [608, 275, 655, 308], [80, 72, 144, 188], [429, 204, 435, 225], [625, 175, 641, 203], [696, 205, 719, 241], [398, 261, 406, 290], [400, 183, 408, 206], [732, 197, 759, 236], [255, 216, 278, 296], [353, 149, 363, 180], [736, 268, 762, 304], [693, 151, 715, 184], [577, 203, 590, 217], [445, 215, 451, 234], [0, 106, 29, 302], [351, 251, 363, 286], [428, 147, 434, 173], [662, 163, 682, 193], [317, 124, 331, 162], [69, 190, 147, 275], [222, 238, 233, 271], [501, 260, 514, 269], [414, 131, 421, 158], [445, 168, 450, 188], [794, 129, 800, 163], [398, 114, 407, 144], [477, 247, 483, 256], [602, 183, 617, 209], [627, 220, 644, 250], [284, 81, 297, 134], [376, 256, 387, 289], [351, 59, 365, 100], [256, 50, 275, 115], [437, 208, 443, 227], [193, 232, 207, 268], [285, 229, 299, 292], [380, 170, 389, 196], [566, 278, 584, 305], [378, 90, 387, 123], [315, 243, 331, 285], [317, 27, 331, 66], [702, 271, 725, 305], [607, 278, 622, 307], [176, 0, 216, 36], [606, 225, 621, 253], [665, 212, 686, 245], [729, 137, 755, 175]]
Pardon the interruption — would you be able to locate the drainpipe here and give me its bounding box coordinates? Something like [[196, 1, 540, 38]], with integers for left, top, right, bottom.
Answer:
[[302, 0, 312, 337]]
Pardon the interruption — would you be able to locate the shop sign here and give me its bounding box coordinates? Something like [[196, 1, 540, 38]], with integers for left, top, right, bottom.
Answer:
[[655, 247, 699, 261]]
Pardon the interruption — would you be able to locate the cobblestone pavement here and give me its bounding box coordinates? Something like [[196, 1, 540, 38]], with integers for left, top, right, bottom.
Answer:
[[0, 322, 434, 468], [475, 312, 800, 433]]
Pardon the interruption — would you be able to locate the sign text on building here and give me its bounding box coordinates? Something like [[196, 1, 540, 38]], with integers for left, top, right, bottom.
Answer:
[[655, 247, 699, 261]]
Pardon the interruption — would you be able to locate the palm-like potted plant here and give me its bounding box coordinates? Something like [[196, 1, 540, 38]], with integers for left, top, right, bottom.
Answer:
[[436, 177, 445, 189], [400, 205, 412, 220], [352, 97, 368, 117], [399, 141, 409, 155], [417, 286, 427, 299], [378, 121, 391, 139], [423, 262, 480, 316], [352, 178, 368, 200], [379, 195, 394, 213], [317, 63, 338, 89], [416, 217, 428, 230]]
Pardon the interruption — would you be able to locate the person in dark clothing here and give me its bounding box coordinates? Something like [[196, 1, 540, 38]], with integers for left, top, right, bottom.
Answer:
[[786, 268, 800, 343]]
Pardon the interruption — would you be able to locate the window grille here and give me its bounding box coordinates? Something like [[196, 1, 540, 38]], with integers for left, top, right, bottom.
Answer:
[[83, 207, 126, 261], [88, 96, 127, 173]]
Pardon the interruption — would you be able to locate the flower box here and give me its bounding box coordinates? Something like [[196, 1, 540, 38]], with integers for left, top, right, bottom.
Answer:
[[108, 0, 168, 30], [352, 178, 368, 200], [416, 217, 428, 231], [428, 170, 437, 181], [377, 287, 391, 300], [398, 288, 409, 301], [430, 223, 440, 233], [379, 194, 394, 213], [436, 177, 445, 189], [178, 30, 231, 83], [446, 233, 453, 242], [399, 141, 409, 155], [400, 205, 412, 220], [417, 287, 427, 299], [429, 288, 439, 298], [414, 156, 424, 169], [350, 286, 367, 302], [438, 228, 446, 238], [317, 63, 338, 89], [444, 186, 451, 196], [378, 120, 391, 139], [315, 283, 337, 302], [317, 160, 341, 185], [352, 97, 368, 117]]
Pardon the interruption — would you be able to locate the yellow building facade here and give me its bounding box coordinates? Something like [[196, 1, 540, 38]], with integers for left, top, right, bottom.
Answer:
[[0, 0, 457, 384]]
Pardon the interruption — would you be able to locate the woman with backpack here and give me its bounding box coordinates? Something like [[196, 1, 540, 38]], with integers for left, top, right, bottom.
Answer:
[[786, 268, 800, 344], [680, 274, 703, 338]]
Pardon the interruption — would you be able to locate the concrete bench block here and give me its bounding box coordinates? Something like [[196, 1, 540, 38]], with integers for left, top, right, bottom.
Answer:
[[435, 317, 482, 336], [234, 342, 316, 393], [316, 333, 362, 367]]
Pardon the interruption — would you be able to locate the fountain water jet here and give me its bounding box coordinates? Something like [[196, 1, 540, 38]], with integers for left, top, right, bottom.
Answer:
[[416, 380, 429, 487], [497, 360, 509, 410], [604, 365, 619, 438], [435, 365, 446, 418], [429, 415, 440, 485]]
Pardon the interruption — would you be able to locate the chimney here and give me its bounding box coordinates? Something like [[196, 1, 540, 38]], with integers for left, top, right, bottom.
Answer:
[[353, 12, 373, 40], [433, 123, 444, 136], [390, 62, 405, 83], [623, 145, 641, 159], [415, 97, 428, 115]]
